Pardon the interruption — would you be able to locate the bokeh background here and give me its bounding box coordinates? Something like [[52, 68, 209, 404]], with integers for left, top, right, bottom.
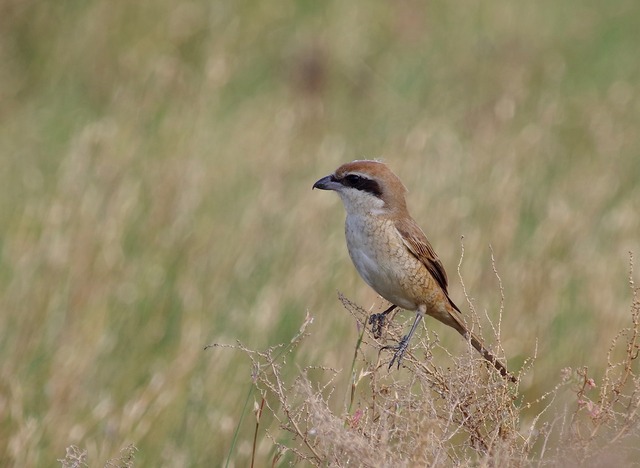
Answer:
[[1, 0, 639, 465]]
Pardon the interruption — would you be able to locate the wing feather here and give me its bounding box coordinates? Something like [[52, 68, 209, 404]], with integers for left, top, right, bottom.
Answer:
[[395, 218, 449, 290], [394, 218, 461, 312]]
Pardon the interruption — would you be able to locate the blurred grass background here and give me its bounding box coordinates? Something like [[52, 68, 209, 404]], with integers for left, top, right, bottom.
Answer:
[[1, 0, 639, 465]]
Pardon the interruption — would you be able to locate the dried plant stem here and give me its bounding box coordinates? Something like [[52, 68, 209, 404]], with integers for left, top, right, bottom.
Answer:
[[251, 396, 266, 468]]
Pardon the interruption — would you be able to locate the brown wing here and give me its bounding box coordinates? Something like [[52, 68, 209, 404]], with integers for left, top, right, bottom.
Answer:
[[395, 218, 449, 290], [394, 217, 461, 312]]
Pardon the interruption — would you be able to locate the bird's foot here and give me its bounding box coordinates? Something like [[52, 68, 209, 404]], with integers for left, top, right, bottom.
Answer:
[[369, 305, 397, 339], [368, 313, 387, 339], [383, 334, 411, 370]]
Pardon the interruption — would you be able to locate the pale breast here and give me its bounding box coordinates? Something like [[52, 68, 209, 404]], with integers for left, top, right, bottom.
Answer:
[[344, 214, 425, 311]]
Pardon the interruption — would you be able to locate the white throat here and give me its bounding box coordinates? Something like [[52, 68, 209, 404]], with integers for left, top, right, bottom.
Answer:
[[337, 189, 386, 216]]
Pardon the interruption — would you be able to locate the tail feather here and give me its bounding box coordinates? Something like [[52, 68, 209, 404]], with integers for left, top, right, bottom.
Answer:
[[465, 329, 516, 382], [445, 298, 517, 383]]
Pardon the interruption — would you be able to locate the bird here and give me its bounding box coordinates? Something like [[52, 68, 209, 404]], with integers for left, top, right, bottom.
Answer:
[[313, 160, 515, 382]]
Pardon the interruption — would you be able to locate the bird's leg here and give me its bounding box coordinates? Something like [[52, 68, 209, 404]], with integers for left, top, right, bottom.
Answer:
[[368, 304, 397, 339], [384, 311, 423, 369]]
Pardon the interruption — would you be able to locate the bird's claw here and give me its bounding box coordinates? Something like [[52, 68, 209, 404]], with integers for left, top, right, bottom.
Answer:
[[383, 334, 410, 369], [368, 313, 387, 339]]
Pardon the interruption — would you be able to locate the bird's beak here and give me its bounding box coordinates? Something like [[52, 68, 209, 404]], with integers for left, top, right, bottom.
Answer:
[[312, 175, 340, 191]]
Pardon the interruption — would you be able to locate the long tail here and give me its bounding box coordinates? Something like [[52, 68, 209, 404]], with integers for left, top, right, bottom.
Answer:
[[445, 299, 517, 383], [464, 328, 516, 382]]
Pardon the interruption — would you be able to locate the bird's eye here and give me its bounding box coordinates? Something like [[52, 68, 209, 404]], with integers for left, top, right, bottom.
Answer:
[[344, 174, 362, 185]]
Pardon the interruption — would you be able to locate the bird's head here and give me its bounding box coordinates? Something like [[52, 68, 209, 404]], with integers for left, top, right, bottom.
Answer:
[[313, 160, 408, 216]]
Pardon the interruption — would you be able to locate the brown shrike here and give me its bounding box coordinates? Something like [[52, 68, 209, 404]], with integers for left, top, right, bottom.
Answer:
[[313, 160, 515, 382]]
